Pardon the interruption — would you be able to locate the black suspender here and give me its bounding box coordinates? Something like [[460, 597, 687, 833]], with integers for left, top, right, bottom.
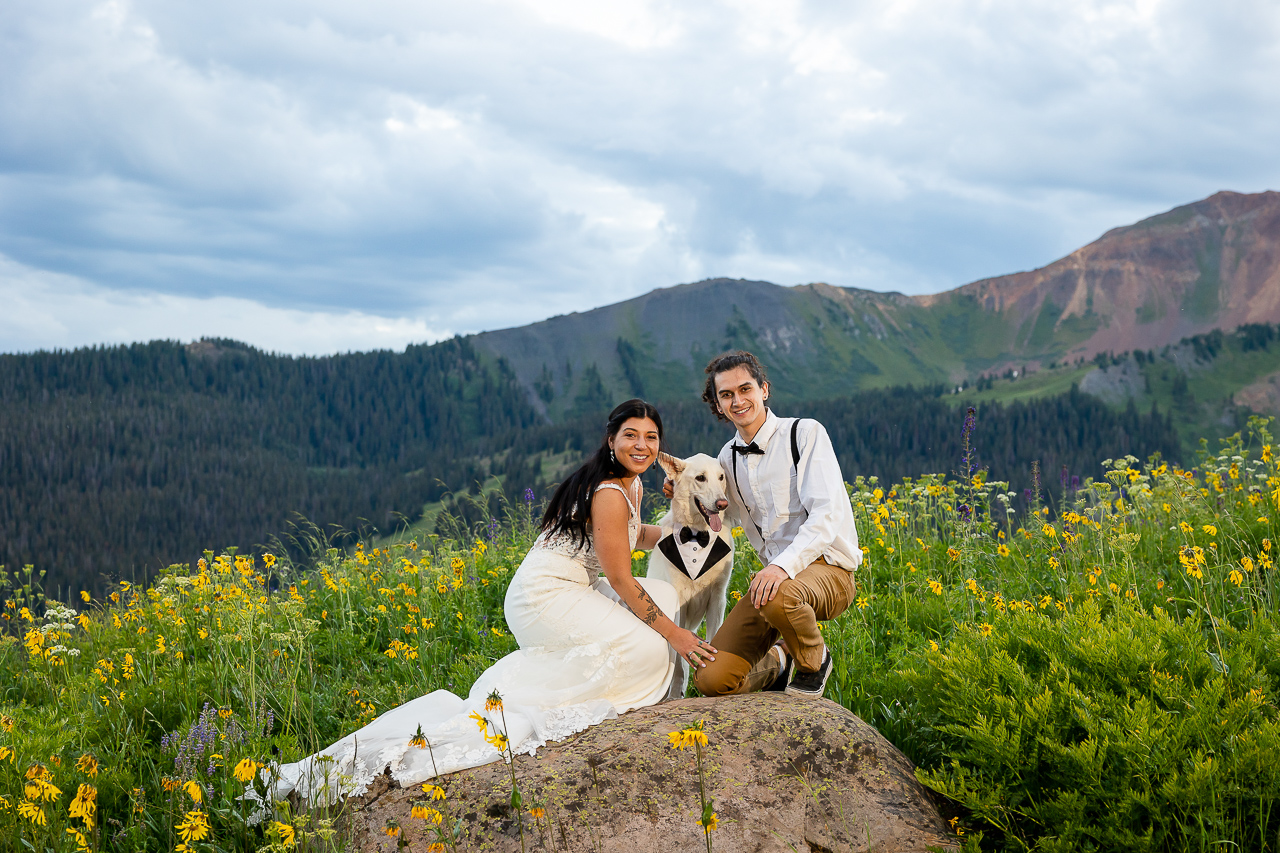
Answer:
[[732, 418, 806, 540]]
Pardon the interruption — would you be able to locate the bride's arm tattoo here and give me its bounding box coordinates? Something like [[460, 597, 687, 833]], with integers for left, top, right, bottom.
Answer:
[[630, 581, 662, 627]]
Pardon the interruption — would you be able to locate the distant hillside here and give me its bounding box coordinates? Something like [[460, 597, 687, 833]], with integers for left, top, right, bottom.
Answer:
[[0, 338, 544, 592], [473, 190, 1280, 418], [7, 189, 1280, 592]]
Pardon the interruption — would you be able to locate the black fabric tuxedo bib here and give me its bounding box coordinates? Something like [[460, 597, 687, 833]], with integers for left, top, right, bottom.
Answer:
[[656, 530, 732, 580]]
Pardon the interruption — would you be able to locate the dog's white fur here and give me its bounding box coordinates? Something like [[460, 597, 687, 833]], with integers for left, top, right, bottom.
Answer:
[[646, 452, 734, 700]]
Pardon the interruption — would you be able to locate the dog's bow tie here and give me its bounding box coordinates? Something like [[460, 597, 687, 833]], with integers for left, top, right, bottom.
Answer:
[[678, 526, 711, 548], [732, 442, 765, 456]]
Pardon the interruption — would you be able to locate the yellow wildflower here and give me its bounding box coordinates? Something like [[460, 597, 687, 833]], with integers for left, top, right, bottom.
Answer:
[[275, 822, 296, 847], [18, 800, 47, 826], [68, 784, 97, 828], [176, 810, 210, 842], [233, 758, 260, 783], [75, 754, 98, 778], [412, 803, 443, 823], [667, 721, 709, 750]]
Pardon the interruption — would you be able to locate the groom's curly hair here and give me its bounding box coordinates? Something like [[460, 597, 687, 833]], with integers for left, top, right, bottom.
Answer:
[[702, 350, 769, 422]]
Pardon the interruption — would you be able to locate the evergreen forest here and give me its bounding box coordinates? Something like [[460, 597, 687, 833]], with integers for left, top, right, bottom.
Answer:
[[2, 338, 1183, 594]]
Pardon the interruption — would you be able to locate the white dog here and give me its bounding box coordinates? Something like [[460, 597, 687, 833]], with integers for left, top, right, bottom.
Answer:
[[647, 452, 735, 700]]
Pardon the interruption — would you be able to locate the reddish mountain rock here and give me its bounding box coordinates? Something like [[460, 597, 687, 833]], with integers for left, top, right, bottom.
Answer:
[[917, 190, 1280, 362]]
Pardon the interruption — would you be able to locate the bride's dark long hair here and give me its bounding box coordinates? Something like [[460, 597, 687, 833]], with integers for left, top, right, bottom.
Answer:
[[541, 399, 664, 547]]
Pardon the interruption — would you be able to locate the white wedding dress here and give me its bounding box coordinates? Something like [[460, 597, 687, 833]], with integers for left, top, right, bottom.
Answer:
[[266, 480, 679, 807]]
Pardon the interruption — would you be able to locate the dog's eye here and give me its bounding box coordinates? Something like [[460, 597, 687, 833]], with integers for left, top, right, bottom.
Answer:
[[695, 475, 706, 482]]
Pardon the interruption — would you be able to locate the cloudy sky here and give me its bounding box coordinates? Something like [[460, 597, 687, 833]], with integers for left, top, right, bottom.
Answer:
[[2, 0, 1278, 354]]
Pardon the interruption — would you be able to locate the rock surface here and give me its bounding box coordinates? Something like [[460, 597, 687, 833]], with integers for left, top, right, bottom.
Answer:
[[343, 693, 957, 852]]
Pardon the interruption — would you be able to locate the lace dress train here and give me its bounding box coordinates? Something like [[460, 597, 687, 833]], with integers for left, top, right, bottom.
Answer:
[[265, 481, 678, 806]]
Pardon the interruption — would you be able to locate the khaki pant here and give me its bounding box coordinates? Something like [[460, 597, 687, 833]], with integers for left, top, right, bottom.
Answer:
[[694, 558, 856, 696]]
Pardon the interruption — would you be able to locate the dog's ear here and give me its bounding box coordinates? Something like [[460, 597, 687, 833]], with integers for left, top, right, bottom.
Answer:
[[657, 452, 685, 480]]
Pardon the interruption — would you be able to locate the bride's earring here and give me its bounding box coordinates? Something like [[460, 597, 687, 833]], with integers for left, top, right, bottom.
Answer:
[[610, 448, 617, 464]]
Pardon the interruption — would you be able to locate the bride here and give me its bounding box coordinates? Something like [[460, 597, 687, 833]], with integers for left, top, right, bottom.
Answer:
[[267, 399, 718, 806]]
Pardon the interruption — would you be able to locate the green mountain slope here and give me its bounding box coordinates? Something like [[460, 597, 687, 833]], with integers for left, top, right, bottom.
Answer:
[[473, 190, 1280, 416], [7, 189, 1280, 591]]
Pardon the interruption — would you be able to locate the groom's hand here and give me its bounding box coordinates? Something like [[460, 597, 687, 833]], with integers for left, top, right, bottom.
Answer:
[[749, 565, 789, 608], [662, 478, 674, 499]]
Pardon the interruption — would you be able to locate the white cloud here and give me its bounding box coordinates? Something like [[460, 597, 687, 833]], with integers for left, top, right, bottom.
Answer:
[[1, 0, 1279, 352], [0, 254, 445, 355]]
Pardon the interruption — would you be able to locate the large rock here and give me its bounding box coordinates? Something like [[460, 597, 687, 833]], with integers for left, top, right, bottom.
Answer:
[[344, 693, 957, 852]]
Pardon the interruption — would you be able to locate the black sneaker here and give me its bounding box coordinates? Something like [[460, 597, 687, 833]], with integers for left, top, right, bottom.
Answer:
[[786, 648, 833, 697], [763, 646, 793, 692]]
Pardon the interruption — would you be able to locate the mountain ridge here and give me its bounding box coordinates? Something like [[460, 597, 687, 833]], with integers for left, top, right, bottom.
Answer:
[[471, 189, 1280, 418]]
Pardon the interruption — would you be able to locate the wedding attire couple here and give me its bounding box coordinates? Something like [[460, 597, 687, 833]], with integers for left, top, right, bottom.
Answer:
[[270, 352, 860, 806]]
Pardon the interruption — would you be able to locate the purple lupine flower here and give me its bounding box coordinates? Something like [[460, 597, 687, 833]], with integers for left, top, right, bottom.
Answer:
[[523, 488, 535, 504], [486, 517, 500, 541], [961, 407, 978, 477]]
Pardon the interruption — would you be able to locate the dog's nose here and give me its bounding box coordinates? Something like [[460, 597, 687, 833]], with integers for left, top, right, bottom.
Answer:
[[714, 499, 728, 512]]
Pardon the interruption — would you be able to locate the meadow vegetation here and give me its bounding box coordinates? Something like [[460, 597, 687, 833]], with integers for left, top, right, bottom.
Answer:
[[4, 416, 1280, 851]]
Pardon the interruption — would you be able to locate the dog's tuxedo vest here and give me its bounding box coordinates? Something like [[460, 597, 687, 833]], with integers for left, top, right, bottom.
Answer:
[[656, 531, 732, 580]]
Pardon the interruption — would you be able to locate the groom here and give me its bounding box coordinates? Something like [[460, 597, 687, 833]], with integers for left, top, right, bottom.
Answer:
[[689, 350, 861, 698]]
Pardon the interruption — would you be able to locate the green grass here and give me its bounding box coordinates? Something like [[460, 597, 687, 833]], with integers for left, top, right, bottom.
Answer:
[[948, 363, 1096, 406], [6, 421, 1280, 851]]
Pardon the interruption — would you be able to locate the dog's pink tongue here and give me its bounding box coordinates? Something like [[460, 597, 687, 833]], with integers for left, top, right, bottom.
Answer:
[[706, 513, 723, 533]]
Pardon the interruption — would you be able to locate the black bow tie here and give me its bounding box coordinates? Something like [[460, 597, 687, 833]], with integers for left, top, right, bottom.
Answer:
[[733, 442, 765, 456], [678, 527, 710, 548]]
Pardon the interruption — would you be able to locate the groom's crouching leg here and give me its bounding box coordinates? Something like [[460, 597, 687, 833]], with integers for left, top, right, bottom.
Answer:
[[760, 560, 855, 672], [694, 649, 784, 695], [694, 594, 783, 695], [693, 652, 754, 696]]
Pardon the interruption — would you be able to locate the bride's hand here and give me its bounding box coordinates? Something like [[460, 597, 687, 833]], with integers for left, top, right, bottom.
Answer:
[[670, 629, 717, 669]]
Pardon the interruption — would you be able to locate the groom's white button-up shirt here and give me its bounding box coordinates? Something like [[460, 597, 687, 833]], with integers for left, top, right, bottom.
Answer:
[[717, 410, 862, 579]]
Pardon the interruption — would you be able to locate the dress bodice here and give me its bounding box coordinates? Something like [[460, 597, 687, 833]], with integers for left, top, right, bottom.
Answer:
[[531, 479, 641, 575]]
